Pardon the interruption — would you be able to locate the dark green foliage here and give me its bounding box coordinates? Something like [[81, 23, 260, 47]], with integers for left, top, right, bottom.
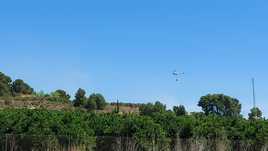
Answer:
[[85, 98, 97, 111], [11, 79, 34, 95], [0, 108, 268, 150], [0, 109, 94, 150], [73, 88, 87, 107], [248, 107, 262, 120], [88, 93, 107, 110], [173, 105, 187, 116], [0, 72, 12, 96], [178, 118, 194, 139], [149, 112, 178, 137], [139, 101, 166, 116], [198, 94, 241, 117], [48, 89, 71, 103], [194, 114, 226, 139]]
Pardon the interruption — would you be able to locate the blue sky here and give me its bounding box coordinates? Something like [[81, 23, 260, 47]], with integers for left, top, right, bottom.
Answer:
[[1, 0, 268, 117]]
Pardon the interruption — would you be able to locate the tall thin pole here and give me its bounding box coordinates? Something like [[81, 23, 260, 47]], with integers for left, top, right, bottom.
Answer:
[[116, 99, 119, 113], [252, 78, 256, 108]]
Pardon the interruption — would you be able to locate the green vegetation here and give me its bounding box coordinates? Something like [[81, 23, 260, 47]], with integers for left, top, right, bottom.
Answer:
[[0, 71, 267, 150], [85, 97, 97, 111], [139, 101, 166, 116], [0, 72, 107, 111], [248, 107, 262, 120], [12, 79, 34, 95], [73, 88, 87, 107], [0, 72, 34, 97], [0, 108, 268, 150], [0, 72, 12, 96], [88, 93, 107, 110], [198, 94, 241, 117], [48, 89, 71, 103], [173, 105, 187, 116]]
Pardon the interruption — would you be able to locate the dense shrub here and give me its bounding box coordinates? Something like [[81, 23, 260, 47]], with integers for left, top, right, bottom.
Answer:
[[12, 79, 34, 95], [0, 109, 267, 150]]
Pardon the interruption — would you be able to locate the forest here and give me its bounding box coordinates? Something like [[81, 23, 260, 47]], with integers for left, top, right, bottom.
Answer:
[[0, 71, 267, 151]]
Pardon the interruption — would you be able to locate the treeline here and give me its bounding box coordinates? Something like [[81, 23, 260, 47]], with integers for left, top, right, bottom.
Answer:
[[0, 72, 34, 96], [0, 71, 262, 119], [0, 72, 107, 111], [1, 71, 268, 150]]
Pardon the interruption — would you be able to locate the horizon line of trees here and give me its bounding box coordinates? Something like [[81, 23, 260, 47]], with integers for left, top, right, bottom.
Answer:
[[0, 71, 263, 119], [1, 71, 268, 150], [0, 72, 107, 111]]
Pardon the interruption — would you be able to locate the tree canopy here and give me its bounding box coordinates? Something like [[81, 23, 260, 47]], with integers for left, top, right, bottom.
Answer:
[[0, 72, 12, 96], [85, 97, 97, 111], [49, 89, 71, 103], [11, 79, 34, 95], [139, 101, 166, 116], [198, 94, 241, 117], [173, 105, 187, 116], [88, 93, 107, 110], [248, 107, 262, 120], [73, 88, 87, 107]]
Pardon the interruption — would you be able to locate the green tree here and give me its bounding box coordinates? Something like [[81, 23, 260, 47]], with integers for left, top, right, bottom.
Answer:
[[73, 88, 87, 107], [85, 98, 97, 111], [0, 72, 12, 96], [198, 94, 241, 117], [139, 101, 166, 116], [11, 79, 34, 95], [88, 93, 107, 110], [248, 107, 262, 120], [49, 89, 71, 103], [173, 105, 187, 116]]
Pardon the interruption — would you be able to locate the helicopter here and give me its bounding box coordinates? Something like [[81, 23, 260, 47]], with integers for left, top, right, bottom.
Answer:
[[172, 70, 184, 82]]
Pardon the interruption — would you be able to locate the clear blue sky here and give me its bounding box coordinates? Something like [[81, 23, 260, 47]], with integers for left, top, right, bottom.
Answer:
[[1, 0, 268, 117]]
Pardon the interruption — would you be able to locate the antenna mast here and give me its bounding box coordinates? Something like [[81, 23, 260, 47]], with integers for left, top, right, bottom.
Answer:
[[252, 78, 256, 108]]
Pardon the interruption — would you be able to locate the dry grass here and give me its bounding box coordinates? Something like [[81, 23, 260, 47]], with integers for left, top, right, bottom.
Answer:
[[101, 104, 140, 114], [0, 96, 140, 113], [0, 98, 74, 111]]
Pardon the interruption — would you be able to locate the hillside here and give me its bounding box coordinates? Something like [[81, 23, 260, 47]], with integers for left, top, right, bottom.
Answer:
[[0, 96, 140, 114], [0, 99, 74, 110]]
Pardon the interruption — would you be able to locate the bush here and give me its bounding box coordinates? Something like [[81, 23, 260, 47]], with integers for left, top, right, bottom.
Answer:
[[88, 93, 107, 110], [85, 99, 97, 111]]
